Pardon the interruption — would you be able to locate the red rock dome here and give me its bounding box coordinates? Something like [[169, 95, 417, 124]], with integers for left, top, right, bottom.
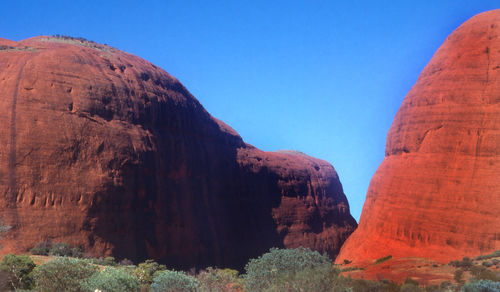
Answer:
[[337, 10, 500, 264], [0, 36, 356, 269]]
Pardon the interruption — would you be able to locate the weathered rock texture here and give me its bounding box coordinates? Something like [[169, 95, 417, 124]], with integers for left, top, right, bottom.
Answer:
[[0, 36, 356, 269], [337, 10, 500, 264]]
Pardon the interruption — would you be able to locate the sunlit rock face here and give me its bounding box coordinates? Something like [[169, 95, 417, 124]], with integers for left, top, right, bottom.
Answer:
[[0, 36, 356, 269], [337, 10, 500, 265]]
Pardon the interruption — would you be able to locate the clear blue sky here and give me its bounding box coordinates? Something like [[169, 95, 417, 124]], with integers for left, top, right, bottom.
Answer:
[[2, 1, 498, 220]]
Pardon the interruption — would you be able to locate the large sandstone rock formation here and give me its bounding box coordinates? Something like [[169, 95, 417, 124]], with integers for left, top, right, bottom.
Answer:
[[337, 10, 500, 264], [0, 36, 356, 269]]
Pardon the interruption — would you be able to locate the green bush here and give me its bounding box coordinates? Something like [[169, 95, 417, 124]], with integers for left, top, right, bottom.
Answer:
[[49, 242, 72, 256], [482, 261, 493, 267], [33, 257, 97, 292], [450, 257, 473, 270], [71, 247, 84, 258], [374, 255, 393, 264], [150, 270, 199, 292], [80, 267, 140, 292], [462, 280, 500, 292], [0, 254, 36, 290], [133, 259, 166, 285], [243, 247, 340, 292], [103, 256, 117, 266], [197, 267, 241, 291], [30, 241, 52, 256]]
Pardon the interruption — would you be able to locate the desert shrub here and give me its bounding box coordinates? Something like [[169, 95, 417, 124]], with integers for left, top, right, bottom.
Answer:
[[71, 247, 84, 258], [88, 256, 117, 266], [243, 247, 340, 292], [120, 258, 134, 266], [374, 255, 392, 264], [80, 267, 140, 292], [340, 266, 364, 272], [475, 250, 500, 261], [49, 242, 72, 256], [450, 257, 474, 270], [52, 34, 93, 43], [482, 261, 493, 267], [33, 257, 97, 292], [491, 259, 499, 265], [30, 241, 52, 256], [102, 256, 117, 266], [461, 279, 500, 292], [0, 45, 14, 50], [89, 257, 104, 265], [454, 268, 464, 284], [150, 270, 199, 292], [197, 267, 241, 291], [0, 254, 36, 290], [134, 259, 167, 285]]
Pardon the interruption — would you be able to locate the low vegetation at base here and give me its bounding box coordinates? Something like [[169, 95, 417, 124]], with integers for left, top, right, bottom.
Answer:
[[30, 240, 83, 257], [0, 244, 497, 291], [462, 280, 500, 292]]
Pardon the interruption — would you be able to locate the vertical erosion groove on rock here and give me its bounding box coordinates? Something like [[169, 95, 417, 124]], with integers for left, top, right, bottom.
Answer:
[[336, 9, 500, 265], [0, 36, 357, 270]]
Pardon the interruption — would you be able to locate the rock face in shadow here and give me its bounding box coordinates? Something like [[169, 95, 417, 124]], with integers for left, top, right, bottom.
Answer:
[[0, 36, 356, 269], [337, 10, 500, 265]]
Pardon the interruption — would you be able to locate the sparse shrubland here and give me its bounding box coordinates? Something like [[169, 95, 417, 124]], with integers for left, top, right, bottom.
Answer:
[[475, 250, 500, 261], [0, 247, 497, 291], [43, 34, 112, 51]]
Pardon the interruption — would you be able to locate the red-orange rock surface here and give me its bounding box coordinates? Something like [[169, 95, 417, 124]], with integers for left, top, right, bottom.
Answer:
[[337, 10, 500, 265], [0, 36, 356, 269]]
